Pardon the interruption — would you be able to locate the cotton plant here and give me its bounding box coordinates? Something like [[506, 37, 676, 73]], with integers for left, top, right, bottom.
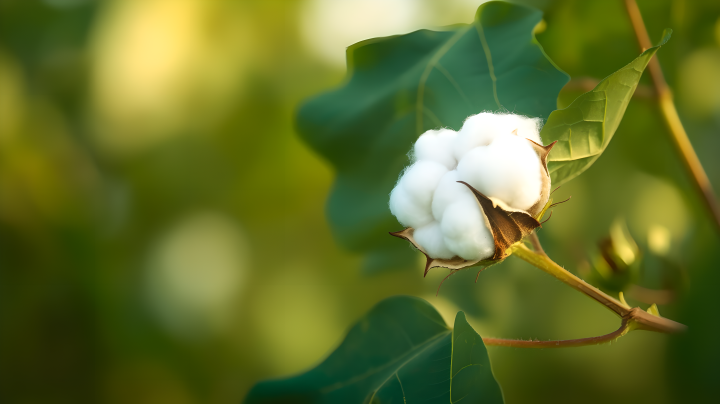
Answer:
[[389, 112, 555, 273], [248, 2, 698, 403]]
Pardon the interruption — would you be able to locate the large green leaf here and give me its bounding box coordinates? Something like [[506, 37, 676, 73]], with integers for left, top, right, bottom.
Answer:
[[297, 1, 568, 272], [543, 30, 672, 186], [244, 296, 503, 404]]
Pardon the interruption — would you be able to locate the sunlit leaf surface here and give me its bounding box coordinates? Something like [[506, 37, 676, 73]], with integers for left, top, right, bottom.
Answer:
[[543, 30, 672, 186], [245, 296, 503, 404], [296, 1, 568, 272]]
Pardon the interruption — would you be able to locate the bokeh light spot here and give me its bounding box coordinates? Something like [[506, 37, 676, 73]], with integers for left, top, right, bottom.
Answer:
[[145, 212, 249, 339]]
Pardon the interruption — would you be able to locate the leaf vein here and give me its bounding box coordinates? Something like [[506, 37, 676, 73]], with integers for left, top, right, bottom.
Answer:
[[343, 332, 449, 398], [474, 18, 501, 109], [452, 363, 481, 378], [451, 392, 470, 404], [435, 62, 474, 110], [396, 373, 408, 404], [416, 26, 471, 135]]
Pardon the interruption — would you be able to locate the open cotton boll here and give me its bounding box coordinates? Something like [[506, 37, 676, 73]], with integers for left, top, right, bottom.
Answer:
[[412, 128, 457, 170], [457, 134, 542, 211], [390, 111, 551, 264], [389, 186, 434, 228], [389, 160, 448, 228], [413, 221, 455, 259], [441, 196, 495, 261], [431, 170, 475, 221]]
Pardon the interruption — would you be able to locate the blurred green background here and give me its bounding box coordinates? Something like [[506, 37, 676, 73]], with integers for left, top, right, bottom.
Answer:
[[1, 0, 720, 403]]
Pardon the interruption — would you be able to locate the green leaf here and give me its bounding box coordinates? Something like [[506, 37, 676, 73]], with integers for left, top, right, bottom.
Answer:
[[543, 29, 672, 186], [244, 296, 503, 404], [297, 1, 568, 272]]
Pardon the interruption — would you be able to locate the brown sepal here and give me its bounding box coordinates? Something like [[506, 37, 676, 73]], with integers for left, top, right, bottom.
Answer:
[[526, 140, 557, 218], [389, 228, 481, 276], [457, 181, 541, 260], [527, 139, 556, 176]]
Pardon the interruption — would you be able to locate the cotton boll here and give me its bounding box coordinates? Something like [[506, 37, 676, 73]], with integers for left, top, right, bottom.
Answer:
[[413, 221, 455, 259], [413, 128, 457, 169], [389, 185, 434, 228], [457, 134, 542, 211], [441, 196, 494, 261], [389, 111, 549, 263], [431, 170, 474, 221]]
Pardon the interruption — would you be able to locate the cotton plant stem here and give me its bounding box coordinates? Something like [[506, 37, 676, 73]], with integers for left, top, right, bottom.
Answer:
[[624, 0, 720, 231], [512, 243, 628, 316], [527, 231, 546, 256], [479, 242, 680, 348], [511, 243, 687, 334], [483, 319, 631, 349], [657, 94, 720, 229]]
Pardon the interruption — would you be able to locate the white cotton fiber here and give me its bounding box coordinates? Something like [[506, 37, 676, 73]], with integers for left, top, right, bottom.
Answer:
[[441, 196, 495, 261], [389, 161, 448, 228], [453, 112, 503, 161], [400, 161, 448, 203], [431, 170, 474, 221], [389, 185, 434, 228], [457, 134, 542, 211], [413, 221, 455, 259], [412, 128, 457, 170], [453, 112, 543, 161], [514, 116, 543, 144]]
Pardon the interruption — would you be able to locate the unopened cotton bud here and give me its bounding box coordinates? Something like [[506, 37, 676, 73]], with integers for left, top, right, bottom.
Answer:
[[412, 128, 457, 169], [413, 221, 455, 259], [457, 134, 542, 211]]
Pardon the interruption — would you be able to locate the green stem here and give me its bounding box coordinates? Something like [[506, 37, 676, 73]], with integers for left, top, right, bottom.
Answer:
[[527, 231, 546, 256], [624, 0, 720, 232], [513, 243, 628, 316], [511, 243, 686, 335]]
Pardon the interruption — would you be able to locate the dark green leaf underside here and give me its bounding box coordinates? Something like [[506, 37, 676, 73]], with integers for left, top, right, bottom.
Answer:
[[297, 1, 568, 272], [542, 29, 672, 186], [244, 296, 503, 404]]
